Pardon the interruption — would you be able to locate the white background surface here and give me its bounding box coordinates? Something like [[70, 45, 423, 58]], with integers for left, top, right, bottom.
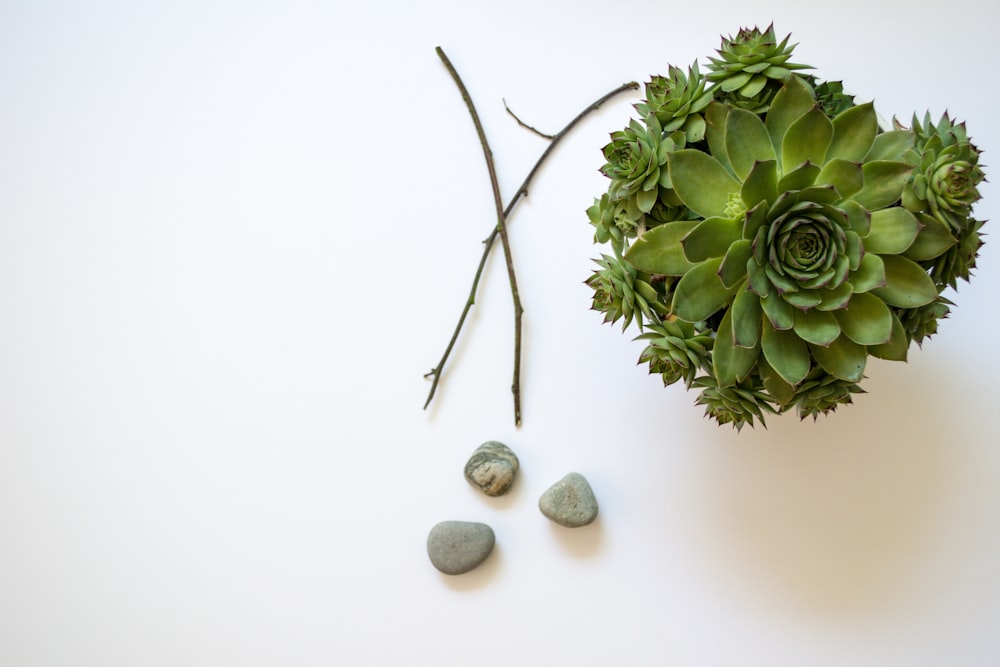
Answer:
[[2, 1, 1000, 665]]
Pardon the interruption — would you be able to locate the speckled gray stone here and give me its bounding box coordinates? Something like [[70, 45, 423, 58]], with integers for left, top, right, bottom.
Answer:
[[464, 441, 519, 497], [426, 521, 496, 575], [538, 473, 598, 528]]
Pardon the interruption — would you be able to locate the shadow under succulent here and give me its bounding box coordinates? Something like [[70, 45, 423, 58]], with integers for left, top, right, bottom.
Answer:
[[690, 356, 964, 615]]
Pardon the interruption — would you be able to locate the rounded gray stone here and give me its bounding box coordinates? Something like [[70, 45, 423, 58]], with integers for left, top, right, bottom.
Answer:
[[426, 521, 496, 575], [538, 472, 598, 528], [464, 441, 519, 497]]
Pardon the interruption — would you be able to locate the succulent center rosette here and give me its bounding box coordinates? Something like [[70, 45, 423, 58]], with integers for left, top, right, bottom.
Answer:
[[587, 26, 986, 429]]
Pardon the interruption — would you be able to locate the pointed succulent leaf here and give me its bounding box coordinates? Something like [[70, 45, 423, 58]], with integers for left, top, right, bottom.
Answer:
[[782, 289, 823, 310], [865, 129, 915, 161], [864, 207, 920, 254], [658, 167, 674, 190], [731, 282, 763, 347], [635, 279, 660, 305], [741, 159, 779, 208], [718, 239, 753, 288], [739, 74, 769, 98], [841, 199, 870, 235], [721, 71, 753, 92], [834, 255, 852, 286], [682, 216, 743, 262], [816, 158, 863, 199], [668, 150, 741, 218], [636, 186, 658, 214], [851, 161, 914, 210], [743, 61, 772, 74], [845, 230, 863, 270], [684, 115, 707, 143], [871, 254, 938, 307], [850, 253, 886, 292], [671, 257, 734, 321], [904, 212, 957, 261], [761, 319, 811, 386], [713, 302, 759, 387], [781, 106, 833, 171], [868, 312, 909, 361], [704, 101, 731, 172], [793, 308, 841, 346], [791, 184, 840, 206], [743, 200, 770, 241], [625, 221, 700, 275], [810, 335, 866, 382], [816, 281, 854, 311], [747, 259, 774, 297], [763, 65, 794, 79], [691, 89, 715, 113], [834, 292, 893, 345], [758, 357, 797, 407], [777, 162, 820, 193], [827, 102, 877, 162], [760, 292, 795, 329], [664, 117, 687, 134], [764, 262, 799, 295], [726, 108, 776, 179], [765, 75, 816, 152]]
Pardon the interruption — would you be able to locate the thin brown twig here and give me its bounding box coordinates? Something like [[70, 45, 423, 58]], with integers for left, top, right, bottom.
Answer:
[[503, 98, 556, 139], [424, 49, 638, 424], [433, 46, 523, 424]]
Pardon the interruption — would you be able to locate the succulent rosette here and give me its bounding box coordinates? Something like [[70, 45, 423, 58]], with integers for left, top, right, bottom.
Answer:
[[635, 63, 713, 143], [588, 26, 987, 429], [706, 24, 810, 113], [902, 112, 985, 231]]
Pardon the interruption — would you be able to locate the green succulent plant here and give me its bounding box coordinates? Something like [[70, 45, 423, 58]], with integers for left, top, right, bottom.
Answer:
[[600, 115, 683, 221], [636, 318, 714, 388], [588, 26, 987, 429], [586, 244, 667, 331], [635, 62, 713, 143], [811, 79, 855, 117], [706, 24, 811, 113], [902, 112, 985, 231], [927, 218, 985, 290]]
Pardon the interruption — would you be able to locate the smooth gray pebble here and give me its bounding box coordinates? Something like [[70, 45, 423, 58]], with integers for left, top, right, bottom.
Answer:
[[427, 520, 496, 575], [538, 472, 598, 528]]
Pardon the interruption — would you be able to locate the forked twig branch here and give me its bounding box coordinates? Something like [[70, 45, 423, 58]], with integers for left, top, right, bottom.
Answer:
[[503, 98, 556, 139], [424, 48, 638, 425]]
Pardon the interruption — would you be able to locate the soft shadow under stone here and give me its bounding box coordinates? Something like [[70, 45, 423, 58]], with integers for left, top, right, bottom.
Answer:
[[549, 515, 604, 558]]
